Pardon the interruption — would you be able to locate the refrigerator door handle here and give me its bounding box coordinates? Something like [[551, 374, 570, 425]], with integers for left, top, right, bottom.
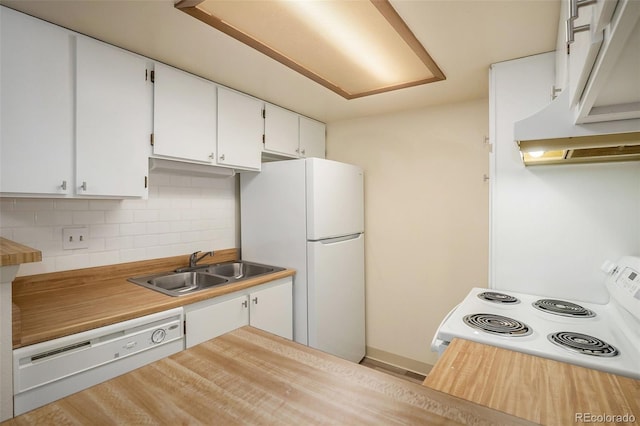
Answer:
[[315, 233, 362, 245]]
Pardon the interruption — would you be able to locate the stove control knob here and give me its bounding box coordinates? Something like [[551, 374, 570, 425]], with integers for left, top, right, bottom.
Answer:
[[600, 260, 618, 276], [151, 329, 166, 344]]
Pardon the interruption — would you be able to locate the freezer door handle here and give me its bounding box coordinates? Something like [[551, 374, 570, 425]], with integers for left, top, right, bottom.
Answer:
[[316, 233, 362, 245]]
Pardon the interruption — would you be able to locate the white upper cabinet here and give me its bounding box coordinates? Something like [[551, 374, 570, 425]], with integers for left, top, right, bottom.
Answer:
[[563, 0, 640, 123], [0, 8, 74, 196], [264, 103, 300, 158], [299, 117, 326, 159], [75, 36, 151, 197], [217, 87, 263, 171], [152, 63, 217, 163], [263, 103, 326, 159], [566, 1, 603, 107]]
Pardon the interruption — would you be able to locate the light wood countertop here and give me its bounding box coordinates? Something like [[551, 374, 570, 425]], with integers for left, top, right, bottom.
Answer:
[[423, 338, 640, 425], [3, 327, 535, 426], [0, 238, 41, 267], [11, 249, 295, 348]]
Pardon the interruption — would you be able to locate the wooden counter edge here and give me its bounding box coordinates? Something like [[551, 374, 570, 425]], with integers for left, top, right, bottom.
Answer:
[[13, 250, 296, 348], [423, 338, 640, 426], [3, 327, 538, 426], [0, 238, 41, 266]]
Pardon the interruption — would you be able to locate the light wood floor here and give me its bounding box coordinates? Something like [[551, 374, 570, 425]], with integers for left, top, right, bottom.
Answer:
[[359, 357, 427, 385]]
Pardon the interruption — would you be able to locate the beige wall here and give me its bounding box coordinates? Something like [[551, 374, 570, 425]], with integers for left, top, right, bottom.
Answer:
[[326, 98, 489, 372]]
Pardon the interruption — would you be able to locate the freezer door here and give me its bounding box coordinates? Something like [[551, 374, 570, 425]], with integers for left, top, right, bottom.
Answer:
[[307, 233, 365, 363], [306, 158, 364, 240]]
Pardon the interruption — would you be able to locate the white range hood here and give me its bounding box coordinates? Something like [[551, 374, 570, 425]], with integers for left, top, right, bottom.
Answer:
[[514, 90, 640, 165]]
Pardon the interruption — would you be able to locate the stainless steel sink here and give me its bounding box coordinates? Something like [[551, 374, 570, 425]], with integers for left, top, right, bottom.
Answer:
[[128, 260, 284, 297], [129, 272, 230, 297], [197, 262, 276, 279]]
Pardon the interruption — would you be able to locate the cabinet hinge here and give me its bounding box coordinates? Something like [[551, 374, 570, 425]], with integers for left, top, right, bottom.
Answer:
[[144, 176, 148, 189], [150, 133, 154, 146]]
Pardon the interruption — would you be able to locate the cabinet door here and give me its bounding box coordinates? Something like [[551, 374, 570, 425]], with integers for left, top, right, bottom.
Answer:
[[567, 2, 603, 107], [152, 63, 217, 163], [0, 8, 73, 195], [264, 103, 299, 157], [217, 87, 263, 170], [249, 279, 293, 340], [299, 117, 326, 159], [185, 295, 248, 348], [76, 36, 151, 197]]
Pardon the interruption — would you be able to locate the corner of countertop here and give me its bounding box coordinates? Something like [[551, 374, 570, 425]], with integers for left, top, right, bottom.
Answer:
[[0, 237, 42, 266]]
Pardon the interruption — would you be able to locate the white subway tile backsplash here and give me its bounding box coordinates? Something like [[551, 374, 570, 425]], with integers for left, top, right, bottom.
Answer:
[[89, 200, 123, 211], [104, 236, 134, 251], [72, 211, 105, 225], [120, 222, 148, 236], [90, 224, 120, 238], [133, 209, 159, 223], [55, 253, 91, 271], [13, 199, 55, 211], [1, 171, 239, 276], [13, 226, 55, 243], [54, 200, 90, 211], [105, 209, 134, 224], [35, 211, 73, 226]]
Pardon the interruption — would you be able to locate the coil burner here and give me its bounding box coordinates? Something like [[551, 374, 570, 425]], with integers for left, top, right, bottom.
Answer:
[[463, 313, 532, 336], [533, 299, 596, 318], [548, 332, 618, 357], [477, 292, 520, 304]]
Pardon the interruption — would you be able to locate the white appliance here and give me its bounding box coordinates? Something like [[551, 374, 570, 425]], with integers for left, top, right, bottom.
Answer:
[[13, 308, 184, 415], [241, 158, 365, 362], [432, 257, 640, 379]]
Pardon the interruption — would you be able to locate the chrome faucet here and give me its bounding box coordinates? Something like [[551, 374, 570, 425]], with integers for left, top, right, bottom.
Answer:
[[189, 250, 214, 268], [176, 251, 215, 272]]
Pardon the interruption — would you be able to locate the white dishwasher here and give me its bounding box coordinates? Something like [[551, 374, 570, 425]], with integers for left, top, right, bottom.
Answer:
[[13, 307, 184, 415]]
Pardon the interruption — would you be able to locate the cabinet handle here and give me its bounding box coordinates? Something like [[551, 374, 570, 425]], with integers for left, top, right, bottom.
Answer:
[[80, 181, 87, 191], [208, 153, 214, 160], [242, 300, 248, 308], [252, 297, 258, 305], [565, 0, 596, 44], [301, 148, 306, 156], [219, 154, 225, 161], [60, 180, 67, 190]]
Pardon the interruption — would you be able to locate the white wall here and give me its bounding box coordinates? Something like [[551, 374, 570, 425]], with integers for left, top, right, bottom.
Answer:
[[0, 171, 239, 276], [327, 99, 490, 370], [490, 53, 640, 304]]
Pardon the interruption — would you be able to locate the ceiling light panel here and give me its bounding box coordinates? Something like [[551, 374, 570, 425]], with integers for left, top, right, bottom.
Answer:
[[176, 0, 445, 99]]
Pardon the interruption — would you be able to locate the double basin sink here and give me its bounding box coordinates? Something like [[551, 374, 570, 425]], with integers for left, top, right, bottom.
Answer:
[[128, 261, 284, 297]]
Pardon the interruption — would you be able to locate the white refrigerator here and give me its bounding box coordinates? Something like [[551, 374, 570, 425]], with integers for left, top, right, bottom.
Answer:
[[240, 158, 365, 362]]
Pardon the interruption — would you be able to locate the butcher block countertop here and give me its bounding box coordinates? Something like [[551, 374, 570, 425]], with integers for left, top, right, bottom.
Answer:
[[3, 327, 534, 426], [0, 238, 41, 266], [11, 249, 295, 348], [423, 338, 640, 426]]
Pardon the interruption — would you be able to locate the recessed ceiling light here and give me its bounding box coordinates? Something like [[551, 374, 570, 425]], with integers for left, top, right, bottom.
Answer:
[[176, 0, 445, 99]]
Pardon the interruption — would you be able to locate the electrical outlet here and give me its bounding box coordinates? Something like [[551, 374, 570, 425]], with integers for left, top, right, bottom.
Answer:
[[62, 227, 89, 250]]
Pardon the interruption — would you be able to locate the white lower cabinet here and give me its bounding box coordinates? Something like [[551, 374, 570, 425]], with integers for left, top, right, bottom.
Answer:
[[184, 278, 292, 348]]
